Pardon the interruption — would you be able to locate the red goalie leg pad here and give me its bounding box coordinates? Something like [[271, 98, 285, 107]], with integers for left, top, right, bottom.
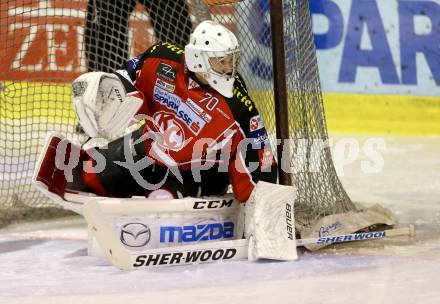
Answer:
[[34, 135, 70, 198], [82, 158, 109, 197]]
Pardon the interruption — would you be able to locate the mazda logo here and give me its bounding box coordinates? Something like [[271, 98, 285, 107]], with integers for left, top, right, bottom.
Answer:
[[120, 223, 151, 247]]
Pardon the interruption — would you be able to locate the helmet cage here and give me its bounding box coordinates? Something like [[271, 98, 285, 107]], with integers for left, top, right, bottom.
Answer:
[[205, 49, 240, 78]]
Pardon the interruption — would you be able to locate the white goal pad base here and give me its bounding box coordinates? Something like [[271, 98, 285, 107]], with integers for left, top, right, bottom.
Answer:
[[80, 194, 275, 269], [82, 182, 299, 269], [85, 195, 241, 259]]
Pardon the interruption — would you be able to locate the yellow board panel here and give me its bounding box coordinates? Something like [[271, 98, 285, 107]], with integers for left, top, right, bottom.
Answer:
[[0, 81, 76, 124], [324, 93, 440, 135]]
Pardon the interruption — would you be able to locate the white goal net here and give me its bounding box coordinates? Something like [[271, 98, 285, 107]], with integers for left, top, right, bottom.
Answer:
[[0, 0, 356, 228]]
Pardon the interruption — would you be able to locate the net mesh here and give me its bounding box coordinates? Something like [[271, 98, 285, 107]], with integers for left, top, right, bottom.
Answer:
[[0, 0, 356, 228]]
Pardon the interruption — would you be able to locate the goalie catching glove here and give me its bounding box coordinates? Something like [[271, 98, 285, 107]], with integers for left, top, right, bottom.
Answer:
[[72, 72, 143, 139]]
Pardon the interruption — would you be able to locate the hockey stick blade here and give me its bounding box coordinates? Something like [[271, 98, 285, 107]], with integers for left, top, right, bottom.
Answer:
[[296, 225, 416, 247]]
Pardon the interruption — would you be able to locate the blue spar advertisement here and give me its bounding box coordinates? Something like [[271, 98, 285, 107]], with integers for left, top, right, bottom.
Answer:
[[312, 0, 440, 96]]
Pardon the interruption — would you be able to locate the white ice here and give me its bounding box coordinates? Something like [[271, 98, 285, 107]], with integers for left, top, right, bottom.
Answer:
[[1, 136, 439, 304]]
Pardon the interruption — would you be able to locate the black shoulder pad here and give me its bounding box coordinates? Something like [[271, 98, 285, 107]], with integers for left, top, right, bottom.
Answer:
[[146, 42, 185, 63], [233, 73, 249, 95], [228, 73, 259, 135], [228, 73, 277, 186], [123, 42, 184, 81]]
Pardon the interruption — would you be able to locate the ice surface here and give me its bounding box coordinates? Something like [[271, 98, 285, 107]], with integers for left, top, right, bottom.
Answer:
[[0, 136, 439, 304]]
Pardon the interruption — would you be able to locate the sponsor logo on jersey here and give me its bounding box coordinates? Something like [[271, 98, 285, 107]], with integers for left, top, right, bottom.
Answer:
[[200, 111, 212, 123], [153, 86, 182, 111], [186, 98, 212, 123], [156, 62, 177, 82], [127, 53, 144, 71], [153, 87, 206, 135], [159, 222, 234, 243], [186, 98, 203, 115], [233, 86, 253, 111], [153, 111, 186, 151], [176, 102, 207, 135], [259, 149, 274, 170], [155, 79, 175, 93], [120, 223, 151, 247], [188, 77, 200, 90], [133, 248, 237, 267], [249, 128, 269, 147], [216, 107, 231, 119], [190, 122, 201, 134], [161, 42, 184, 55], [249, 115, 264, 131]]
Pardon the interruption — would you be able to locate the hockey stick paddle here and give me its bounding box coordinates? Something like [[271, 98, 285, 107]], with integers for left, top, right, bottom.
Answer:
[[296, 225, 416, 247]]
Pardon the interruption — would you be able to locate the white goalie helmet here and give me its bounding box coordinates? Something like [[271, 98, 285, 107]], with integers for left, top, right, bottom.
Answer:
[[185, 20, 240, 98]]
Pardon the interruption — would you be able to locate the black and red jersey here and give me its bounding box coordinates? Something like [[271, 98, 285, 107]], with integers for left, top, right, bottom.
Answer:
[[104, 42, 277, 202]]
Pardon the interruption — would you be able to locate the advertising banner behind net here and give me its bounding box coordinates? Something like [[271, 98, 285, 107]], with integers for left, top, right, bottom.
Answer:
[[311, 0, 440, 96], [2, 0, 439, 138], [238, 0, 440, 97], [4, 0, 438, 96], [2, 0, 236, 82], [2, 1, 86, 82]]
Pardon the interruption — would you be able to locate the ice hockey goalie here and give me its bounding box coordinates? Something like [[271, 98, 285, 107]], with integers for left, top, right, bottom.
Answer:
[[34, 21, 276, 204], [30, 21, 299, 268]]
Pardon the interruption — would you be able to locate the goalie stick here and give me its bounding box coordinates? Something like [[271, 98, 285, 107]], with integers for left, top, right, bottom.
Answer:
[[83, 197, 416, 270], [296, 225, 416, 247]]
